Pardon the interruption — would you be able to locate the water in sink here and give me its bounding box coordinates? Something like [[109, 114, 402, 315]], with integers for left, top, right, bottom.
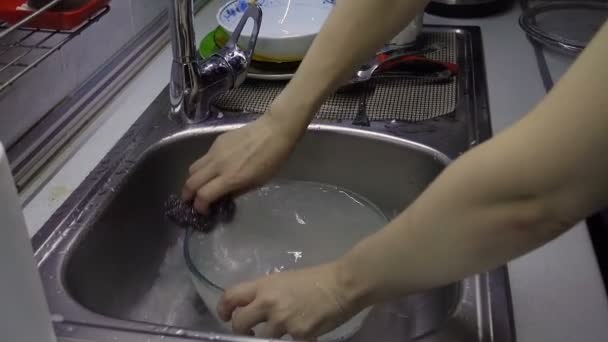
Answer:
[[191, 179, 388, 288], [188, 180, 389, 340]]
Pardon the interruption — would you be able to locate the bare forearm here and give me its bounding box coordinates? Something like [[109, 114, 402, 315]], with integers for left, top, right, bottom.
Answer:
[[269, 0, 429, 136], [337, 154, 570, 307], [337, 23, 608, 308]]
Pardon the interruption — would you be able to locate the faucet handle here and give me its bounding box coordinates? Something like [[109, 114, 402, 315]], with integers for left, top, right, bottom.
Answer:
[[217, 3, 262, 87], [226, 3, 262, 62]]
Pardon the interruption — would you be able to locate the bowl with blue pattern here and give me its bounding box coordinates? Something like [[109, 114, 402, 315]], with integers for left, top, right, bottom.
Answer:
[[217, 0, 335, 62]]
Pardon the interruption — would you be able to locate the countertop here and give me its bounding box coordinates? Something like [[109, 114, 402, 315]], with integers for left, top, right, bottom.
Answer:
[[23, 1, 608, 341]]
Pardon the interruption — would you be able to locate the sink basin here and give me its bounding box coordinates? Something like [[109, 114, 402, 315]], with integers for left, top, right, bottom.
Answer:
[[34, 26, 513, 342], [63, 126, 459, 339]]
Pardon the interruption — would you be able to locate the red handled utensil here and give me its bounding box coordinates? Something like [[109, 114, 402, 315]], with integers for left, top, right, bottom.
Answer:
[[343, 46, 459, 89]]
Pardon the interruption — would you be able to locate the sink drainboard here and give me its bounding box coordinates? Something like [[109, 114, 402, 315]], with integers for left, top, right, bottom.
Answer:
[[215, 31, 458, 122]]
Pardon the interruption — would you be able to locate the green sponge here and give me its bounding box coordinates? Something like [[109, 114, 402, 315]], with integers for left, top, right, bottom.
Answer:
[[199, 26, 230, 59]]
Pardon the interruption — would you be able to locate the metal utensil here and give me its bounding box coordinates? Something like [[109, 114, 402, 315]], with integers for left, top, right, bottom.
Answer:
[[343, 49, 459, 88], [378, 43, 442, 57]]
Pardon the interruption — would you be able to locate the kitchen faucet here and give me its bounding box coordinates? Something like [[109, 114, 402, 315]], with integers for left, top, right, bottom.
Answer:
[[168, 0, 261, 123]]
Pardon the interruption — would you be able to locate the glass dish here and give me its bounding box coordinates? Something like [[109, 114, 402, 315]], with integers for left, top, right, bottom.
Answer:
[[519, 1, 608, 54], [184, 180, 388, 341]]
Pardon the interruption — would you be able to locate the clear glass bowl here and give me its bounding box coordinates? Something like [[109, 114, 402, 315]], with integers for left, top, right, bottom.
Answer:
[[519, 1, 608, 54], [183, 180, 388, 341]]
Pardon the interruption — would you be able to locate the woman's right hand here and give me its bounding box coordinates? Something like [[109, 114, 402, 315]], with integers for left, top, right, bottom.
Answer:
[[217, 262, 361, 340], [181, 112, 299, 213]]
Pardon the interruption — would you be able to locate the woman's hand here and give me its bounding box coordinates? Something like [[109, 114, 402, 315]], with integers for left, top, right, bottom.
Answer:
[[182, 113, 297, 213], [217, 263, 360, 340]]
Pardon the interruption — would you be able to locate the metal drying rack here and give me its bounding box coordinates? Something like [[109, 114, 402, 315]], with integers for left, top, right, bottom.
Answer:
[[0, 0, 109, 94]]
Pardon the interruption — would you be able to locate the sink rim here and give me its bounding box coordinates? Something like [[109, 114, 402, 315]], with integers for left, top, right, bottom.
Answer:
[[41, 122, 467, 338], [34, 116, 510, 342], [33, 119, 511, 342], [160, 122, 452, 166]]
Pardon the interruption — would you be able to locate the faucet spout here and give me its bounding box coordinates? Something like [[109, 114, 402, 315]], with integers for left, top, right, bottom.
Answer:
[[168, 0, 262, 124], [168, 0, 198, 63]]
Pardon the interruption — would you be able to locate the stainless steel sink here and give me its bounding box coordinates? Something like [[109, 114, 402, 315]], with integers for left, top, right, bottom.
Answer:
[[63, 125, 455, 338], [33, 27, 514, 342]]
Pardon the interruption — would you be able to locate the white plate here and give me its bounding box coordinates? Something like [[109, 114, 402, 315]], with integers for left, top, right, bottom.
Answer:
[[247, 60, 299, 80], [248, 72, 294, 80], [217, 0, 334, 62]]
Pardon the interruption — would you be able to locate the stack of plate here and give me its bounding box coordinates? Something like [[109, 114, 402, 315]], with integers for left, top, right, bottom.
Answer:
[[201, 0, 335, 80]]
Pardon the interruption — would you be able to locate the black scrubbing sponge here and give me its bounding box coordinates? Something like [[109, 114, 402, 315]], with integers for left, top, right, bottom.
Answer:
[[164, 195, 236, 232]]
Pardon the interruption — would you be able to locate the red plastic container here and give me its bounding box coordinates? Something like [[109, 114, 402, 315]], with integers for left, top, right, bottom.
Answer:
[[0, 0, 110, 31]]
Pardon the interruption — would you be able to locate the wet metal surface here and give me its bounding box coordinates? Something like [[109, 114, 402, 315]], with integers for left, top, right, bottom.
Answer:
[[33, 27, 514, 342]]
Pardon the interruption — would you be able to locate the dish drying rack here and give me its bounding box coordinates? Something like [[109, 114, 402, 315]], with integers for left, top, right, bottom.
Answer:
[[0, 0, 109, 94]]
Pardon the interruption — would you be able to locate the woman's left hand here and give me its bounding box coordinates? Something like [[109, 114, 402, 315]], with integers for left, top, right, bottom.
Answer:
[[217, 263, 357, 340]]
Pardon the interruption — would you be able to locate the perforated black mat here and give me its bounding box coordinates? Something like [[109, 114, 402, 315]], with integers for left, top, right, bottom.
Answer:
[[214, 31, 458, 122]]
